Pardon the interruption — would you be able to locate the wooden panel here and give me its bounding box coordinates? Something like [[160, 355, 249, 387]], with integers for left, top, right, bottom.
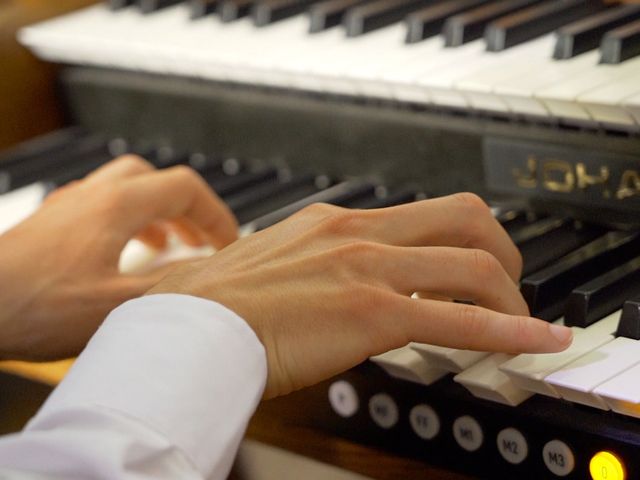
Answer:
[[0, 0, 98, 150]]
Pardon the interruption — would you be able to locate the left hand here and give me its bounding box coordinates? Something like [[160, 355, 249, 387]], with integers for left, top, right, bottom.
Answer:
[[0, 155, 238, 361]]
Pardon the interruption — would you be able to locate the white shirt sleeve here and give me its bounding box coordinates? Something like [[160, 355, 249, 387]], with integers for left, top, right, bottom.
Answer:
[[0, 294, 268, 480]]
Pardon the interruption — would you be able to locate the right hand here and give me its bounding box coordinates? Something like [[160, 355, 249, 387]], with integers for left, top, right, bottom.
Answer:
[[148, 192, 573, 399]]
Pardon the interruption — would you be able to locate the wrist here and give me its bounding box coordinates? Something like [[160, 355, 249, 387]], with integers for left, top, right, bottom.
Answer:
[[0, 227, 49, 359]]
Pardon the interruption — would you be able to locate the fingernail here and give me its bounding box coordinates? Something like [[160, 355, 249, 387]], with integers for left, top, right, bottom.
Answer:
[[549, 323, 573, 346]]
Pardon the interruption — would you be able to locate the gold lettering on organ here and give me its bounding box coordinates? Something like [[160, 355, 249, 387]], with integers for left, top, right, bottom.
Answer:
[[542, 160, 575, 193], [576, 163, 610, 198], [509, 155, 640, 201], [512, 156, 537, 189], [617, 170, 640, 200]]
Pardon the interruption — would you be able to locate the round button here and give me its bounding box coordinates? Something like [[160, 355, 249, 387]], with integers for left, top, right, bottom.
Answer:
[[453, 415, 484, 452], [589, 451, 626, 480], [409, 404, 440, 440], [368, 393, 399, 429], [328, 380, 359, 418], [496, 427, 528, 465], [543, 439, 575, 476]]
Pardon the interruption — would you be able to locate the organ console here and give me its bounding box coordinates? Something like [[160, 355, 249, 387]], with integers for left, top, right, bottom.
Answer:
[[2, 0, 640, 479]]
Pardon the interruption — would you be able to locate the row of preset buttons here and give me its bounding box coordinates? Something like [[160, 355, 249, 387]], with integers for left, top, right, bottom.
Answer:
[[328, 380, 576, 477]]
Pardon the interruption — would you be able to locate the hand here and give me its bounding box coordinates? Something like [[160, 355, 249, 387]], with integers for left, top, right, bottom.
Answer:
[[148, 192, 573, 399], [0, 155, 238, 361]]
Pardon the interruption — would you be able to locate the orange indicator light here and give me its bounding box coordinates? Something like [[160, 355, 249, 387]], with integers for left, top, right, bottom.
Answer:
[[589, 451, 625, 480]]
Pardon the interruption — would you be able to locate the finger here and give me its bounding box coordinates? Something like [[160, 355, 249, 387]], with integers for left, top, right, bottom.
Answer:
[[135, 222, 169, 250], [43, 181, 81, 204], [167, 218, 208, 247], [358, 193, 522, 282], [85, 154, 155, 183], [414, 292, 452, 302], [400, 297, 572, 353], [346, 244, 528, 316], [106, 166, 238, 250]]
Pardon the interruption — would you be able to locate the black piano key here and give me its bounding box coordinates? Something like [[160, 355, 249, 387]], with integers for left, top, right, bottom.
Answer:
[[443, 0, 544, 47], [327, 182, 377, 206], [150, 146, 190, 168], [219, 0, 254, 21], [226, 172, 315, 209], [190, 0, 219, 18], [405, 0, 488, 44], [509, 216, 567, 246], [344, 0, 434, 37], [347, 189, 419, 209], [231, 175, 326, 224], [498, 210, 535, 235], [565, 255, 640, 328], [209, 168, 279, 197], [553, 5, 640, 59], [253, 0, 318, 26], [45, 148, 117, 187], [616, 295, 640, 340], [0, 128, 87, 193], [187, 152, 225, 173], [5, 135, 109, 191], [485, 0, 607, 52], [309, 0, 367, 33], [0, 127, 86, 169], [247, 180, 371, 231], [521, 231, 640, 321], [108, 0, 135, 9], [137, 0, 184, 13], [600, 18, 640, 64], [519, 222, 606, 277]]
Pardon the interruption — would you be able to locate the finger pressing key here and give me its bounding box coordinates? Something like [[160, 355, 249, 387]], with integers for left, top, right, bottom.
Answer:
[[399, 297, 573, 354], [110, 166, 238, 250], [360, 193, 523, 283]]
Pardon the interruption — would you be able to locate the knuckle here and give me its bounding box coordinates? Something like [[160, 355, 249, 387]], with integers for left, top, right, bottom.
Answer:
[[452, 192, 490, 215], [300, 202, 338, 218], [456, 304, 490, 349], [333, 240, 384, 263], [317, 208, 363, 236], [512, 316, 535, 350], [169, 164, 200, 183], [448, 193, 493, 248], [114, 154, 150, 169], [470, 249, 501, 280]]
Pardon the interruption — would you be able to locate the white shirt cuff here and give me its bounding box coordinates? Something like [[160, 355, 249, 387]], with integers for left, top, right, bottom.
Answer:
[[27, 294, 267, 479]]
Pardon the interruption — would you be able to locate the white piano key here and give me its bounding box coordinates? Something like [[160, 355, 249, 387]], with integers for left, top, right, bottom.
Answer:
[[410, 343, 489, 373], [19, 2, 640, 130], [625, 92, 640, 125], [594, 362, 640, 419], [344, 35, 443, 99], [493, 51, 599, 119], [277, 28, 348, 92], [204, 18, 311, 86], [370, 346, 448, 386], [381, 38, 485, 105], [455, 35, 556, 114], [577, 74, 640, 130], [536, 56, 640, 127], [417, 36, 553, 110], [308, 25, 406, 96], [545, 336, 640, 410], [453, 353, 533, 407], [498, 313, 619, 398], [0, 183, 47, 234]]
